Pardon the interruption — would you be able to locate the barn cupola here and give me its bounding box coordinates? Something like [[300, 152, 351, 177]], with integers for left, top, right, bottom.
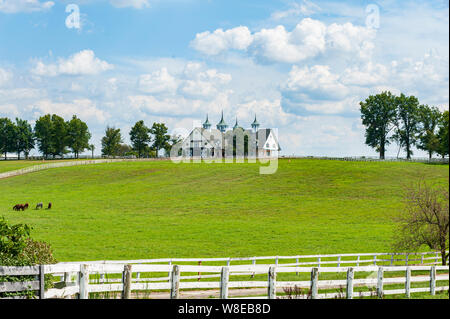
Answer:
[[251, 114, 260, 132], [203, 114, 212, 130], [233, 117, 242, 130], [216, 111, 228, 133]]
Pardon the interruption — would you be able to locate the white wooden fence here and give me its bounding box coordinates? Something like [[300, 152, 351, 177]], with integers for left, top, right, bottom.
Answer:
[[0, 158, 168, 180], [1, 251, 448, 299]]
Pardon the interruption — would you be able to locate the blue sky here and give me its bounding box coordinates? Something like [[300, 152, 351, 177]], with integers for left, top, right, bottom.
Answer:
[[0, 0, 448, 157]]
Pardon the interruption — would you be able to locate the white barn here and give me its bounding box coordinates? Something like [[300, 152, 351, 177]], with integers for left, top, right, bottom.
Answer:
[[181, 113, 281, 158]]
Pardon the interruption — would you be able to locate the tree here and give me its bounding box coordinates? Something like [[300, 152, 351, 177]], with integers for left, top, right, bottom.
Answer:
[[360, 91, 398, 159], [417, 105, 441, 159], [50, 114, 69, 158], [101, 126, 123, 157], [89, 144, 95, 159], [67, 115, 91, 158], [34, 114, 53, 159], [393, 178, 449, 265], [436, 110, 449, 159], [13, 118, 34, 160], [164, 134, 182, 157], [0, 118, 16, 160], [130, 121, 151, 158], [391, 94, 420, 159], [117, 144, 132, 157], [150, 122, 170, 158]]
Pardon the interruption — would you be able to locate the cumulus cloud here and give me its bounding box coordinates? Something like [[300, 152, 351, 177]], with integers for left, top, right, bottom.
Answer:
[[191, 18, 376, 64], [191, 26, 253, 56], [280, 51, 449, 116], [139, 67, 178, 94], [27, 99, 108, 123], [137, 62, 232, 100], [0, 0, 54, 13], [271, 0, 321, 20], [0, 68, 12, 86], [31, 50, 114, 77], [109, 0, 150, 9]]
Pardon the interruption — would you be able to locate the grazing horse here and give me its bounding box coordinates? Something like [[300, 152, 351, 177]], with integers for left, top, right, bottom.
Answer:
[[24, 203, 29, 210], [47, 202, 52, 210], [36, 202, 43, 210], [13, 204, 21, 211]]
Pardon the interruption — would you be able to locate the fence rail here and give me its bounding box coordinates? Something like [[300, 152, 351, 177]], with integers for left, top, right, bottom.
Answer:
[[1, 252, 448, 299]]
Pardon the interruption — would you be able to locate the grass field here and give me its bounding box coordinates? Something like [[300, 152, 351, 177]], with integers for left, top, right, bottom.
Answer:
[[0, 158, 448, 262]]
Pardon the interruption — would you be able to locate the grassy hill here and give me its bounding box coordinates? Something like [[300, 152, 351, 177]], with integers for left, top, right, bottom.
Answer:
[[0, 159, 448, 262]]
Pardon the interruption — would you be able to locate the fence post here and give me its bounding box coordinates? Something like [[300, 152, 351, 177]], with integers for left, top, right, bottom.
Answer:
[[39, 265, 45, 299], [430, 266, 436, 296], [435, 252, 439, 265], [317, 257, 321, 267], [346, 267, 354, 299], [268, 266, 277, 299], [296, 258, 299, 275], [220, 267, 229, 299], [168, 260, 172, 282], [79, 264, 89, 299], [405, 267, 411, 298], [122, 264, 132, 299], [356, 255, 360, 267], [337, 256, 341, 267], [310, 268, 319, 299], [373, 255, 377, 266], [251, 259, 256, 278], [377, 267, 383, 299], [405, 253, 409, 266], [390, 254, 394, 266], [198, 261, 202, 281], [421, 253, 424, 265], [170, 265, 180, 299]]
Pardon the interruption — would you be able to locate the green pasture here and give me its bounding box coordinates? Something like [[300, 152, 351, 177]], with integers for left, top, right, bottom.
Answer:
[[0, 158, 448, 262]]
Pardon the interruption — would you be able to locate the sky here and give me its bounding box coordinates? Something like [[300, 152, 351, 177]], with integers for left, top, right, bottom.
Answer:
[[0, 0, 448, 157]]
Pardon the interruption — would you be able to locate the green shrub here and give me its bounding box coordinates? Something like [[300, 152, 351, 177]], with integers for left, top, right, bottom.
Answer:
[[0, 217, 57, 298]]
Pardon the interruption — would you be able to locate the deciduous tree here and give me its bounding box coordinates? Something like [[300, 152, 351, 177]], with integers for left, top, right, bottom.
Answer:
[[393, 178, 449, 265], [360, 91, 398, 159], [130, 121, 151, 158], [101, 126, 123, 157]]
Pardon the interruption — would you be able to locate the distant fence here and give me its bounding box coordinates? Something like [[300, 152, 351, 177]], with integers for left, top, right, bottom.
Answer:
[[1, 251, 448, 299], [0, 158, 168, 180], [281, 156, 449, 164]]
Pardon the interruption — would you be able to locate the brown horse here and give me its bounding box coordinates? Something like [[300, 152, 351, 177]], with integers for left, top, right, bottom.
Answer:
[[47, 202, 52, 210], [13, 204, 24, 211], [24, 203, 29, 210]]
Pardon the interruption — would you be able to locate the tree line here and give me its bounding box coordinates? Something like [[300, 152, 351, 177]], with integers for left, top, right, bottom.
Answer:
[[360, 92, 449, 159], [101, 121, 180, 158], [0, 114, 180, 159]]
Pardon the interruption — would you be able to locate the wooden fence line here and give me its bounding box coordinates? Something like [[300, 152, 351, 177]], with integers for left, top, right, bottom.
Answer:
[[1, 263, 448, 299], [0, 158, 170, 180]]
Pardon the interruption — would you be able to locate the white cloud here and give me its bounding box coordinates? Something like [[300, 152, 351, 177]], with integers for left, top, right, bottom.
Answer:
[[32, 50, 114, 77], [191, 26, 253, 56], [139, 67, 178, 94], [191, 18, 376, 64], [27, 99, 108, 123], [0, 0, 54, 13], [270, 0, 321, 20], [0, 103, 20, 117], [109, 0, 150, 9], [0, 68, 12, 86], [282, 65, 349, 101]]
